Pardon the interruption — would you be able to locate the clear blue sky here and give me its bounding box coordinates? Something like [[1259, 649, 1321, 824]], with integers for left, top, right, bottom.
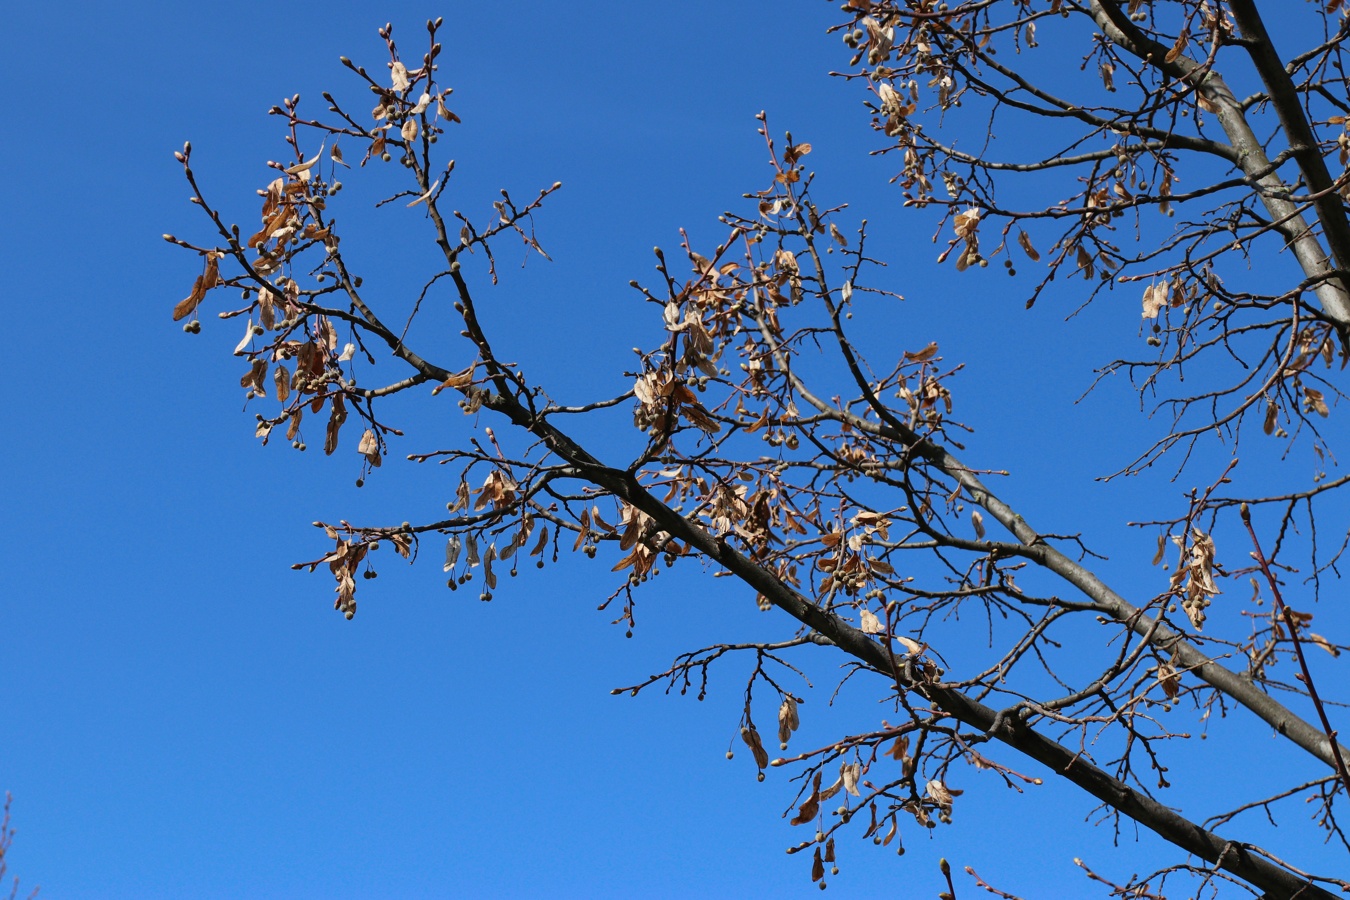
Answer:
[[1, 2, 1346, 898]]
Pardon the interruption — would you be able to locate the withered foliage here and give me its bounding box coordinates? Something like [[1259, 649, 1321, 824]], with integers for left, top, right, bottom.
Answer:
[[170, 7, 1350, 898]]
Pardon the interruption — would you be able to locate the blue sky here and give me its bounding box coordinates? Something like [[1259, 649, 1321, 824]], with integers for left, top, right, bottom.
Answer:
[[2, 2, 1347, 898]]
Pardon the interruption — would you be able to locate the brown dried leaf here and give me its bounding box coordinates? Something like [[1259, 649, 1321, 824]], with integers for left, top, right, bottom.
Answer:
[[174, 276, 206, 321], [241, 359, 267, 393], [1158, 661, 1180, 700], [777, 696, 800, 745], [740, 726, 769, 769], [1142, 282, 1169, 319], [436, 91, 461, 123], [783, 142, 812, 166], [859, 608, 884, 634], [925, 779, 960, 810], [1164, 28, 1190, 64], [895, 636, 924, 655], [271, 365, 291, 405], [904, 342, 939, 363], [1017, 229, 1040, 262], [324, 394, 347, 455], [483, 544, 497, 589], [362, 134, 387, 167], [407, 179, 440, 208], [953, 208, 980, 239], [431, 363, 478, 396], [790, 791, 820, 826], [284, 148, 323, 176], [591, 506, 615, 533], [1075, 244, 1094, 278], [841, 762, 862, 797], [1308, 633, 1342, 657], [528, 526, 549, 557], [174, 252, 221, 321], [357, 429, 381, 466], [1305, 387, 1329, 418]]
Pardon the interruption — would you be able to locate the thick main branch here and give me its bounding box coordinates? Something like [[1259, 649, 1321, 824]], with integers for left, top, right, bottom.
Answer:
[[357, 264, 1334, 896], [1087, 0, 1350, 329]]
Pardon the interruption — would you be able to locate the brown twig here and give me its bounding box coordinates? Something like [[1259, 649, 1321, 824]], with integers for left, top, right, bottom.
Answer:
[[1240, 502, 1350, 800]]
